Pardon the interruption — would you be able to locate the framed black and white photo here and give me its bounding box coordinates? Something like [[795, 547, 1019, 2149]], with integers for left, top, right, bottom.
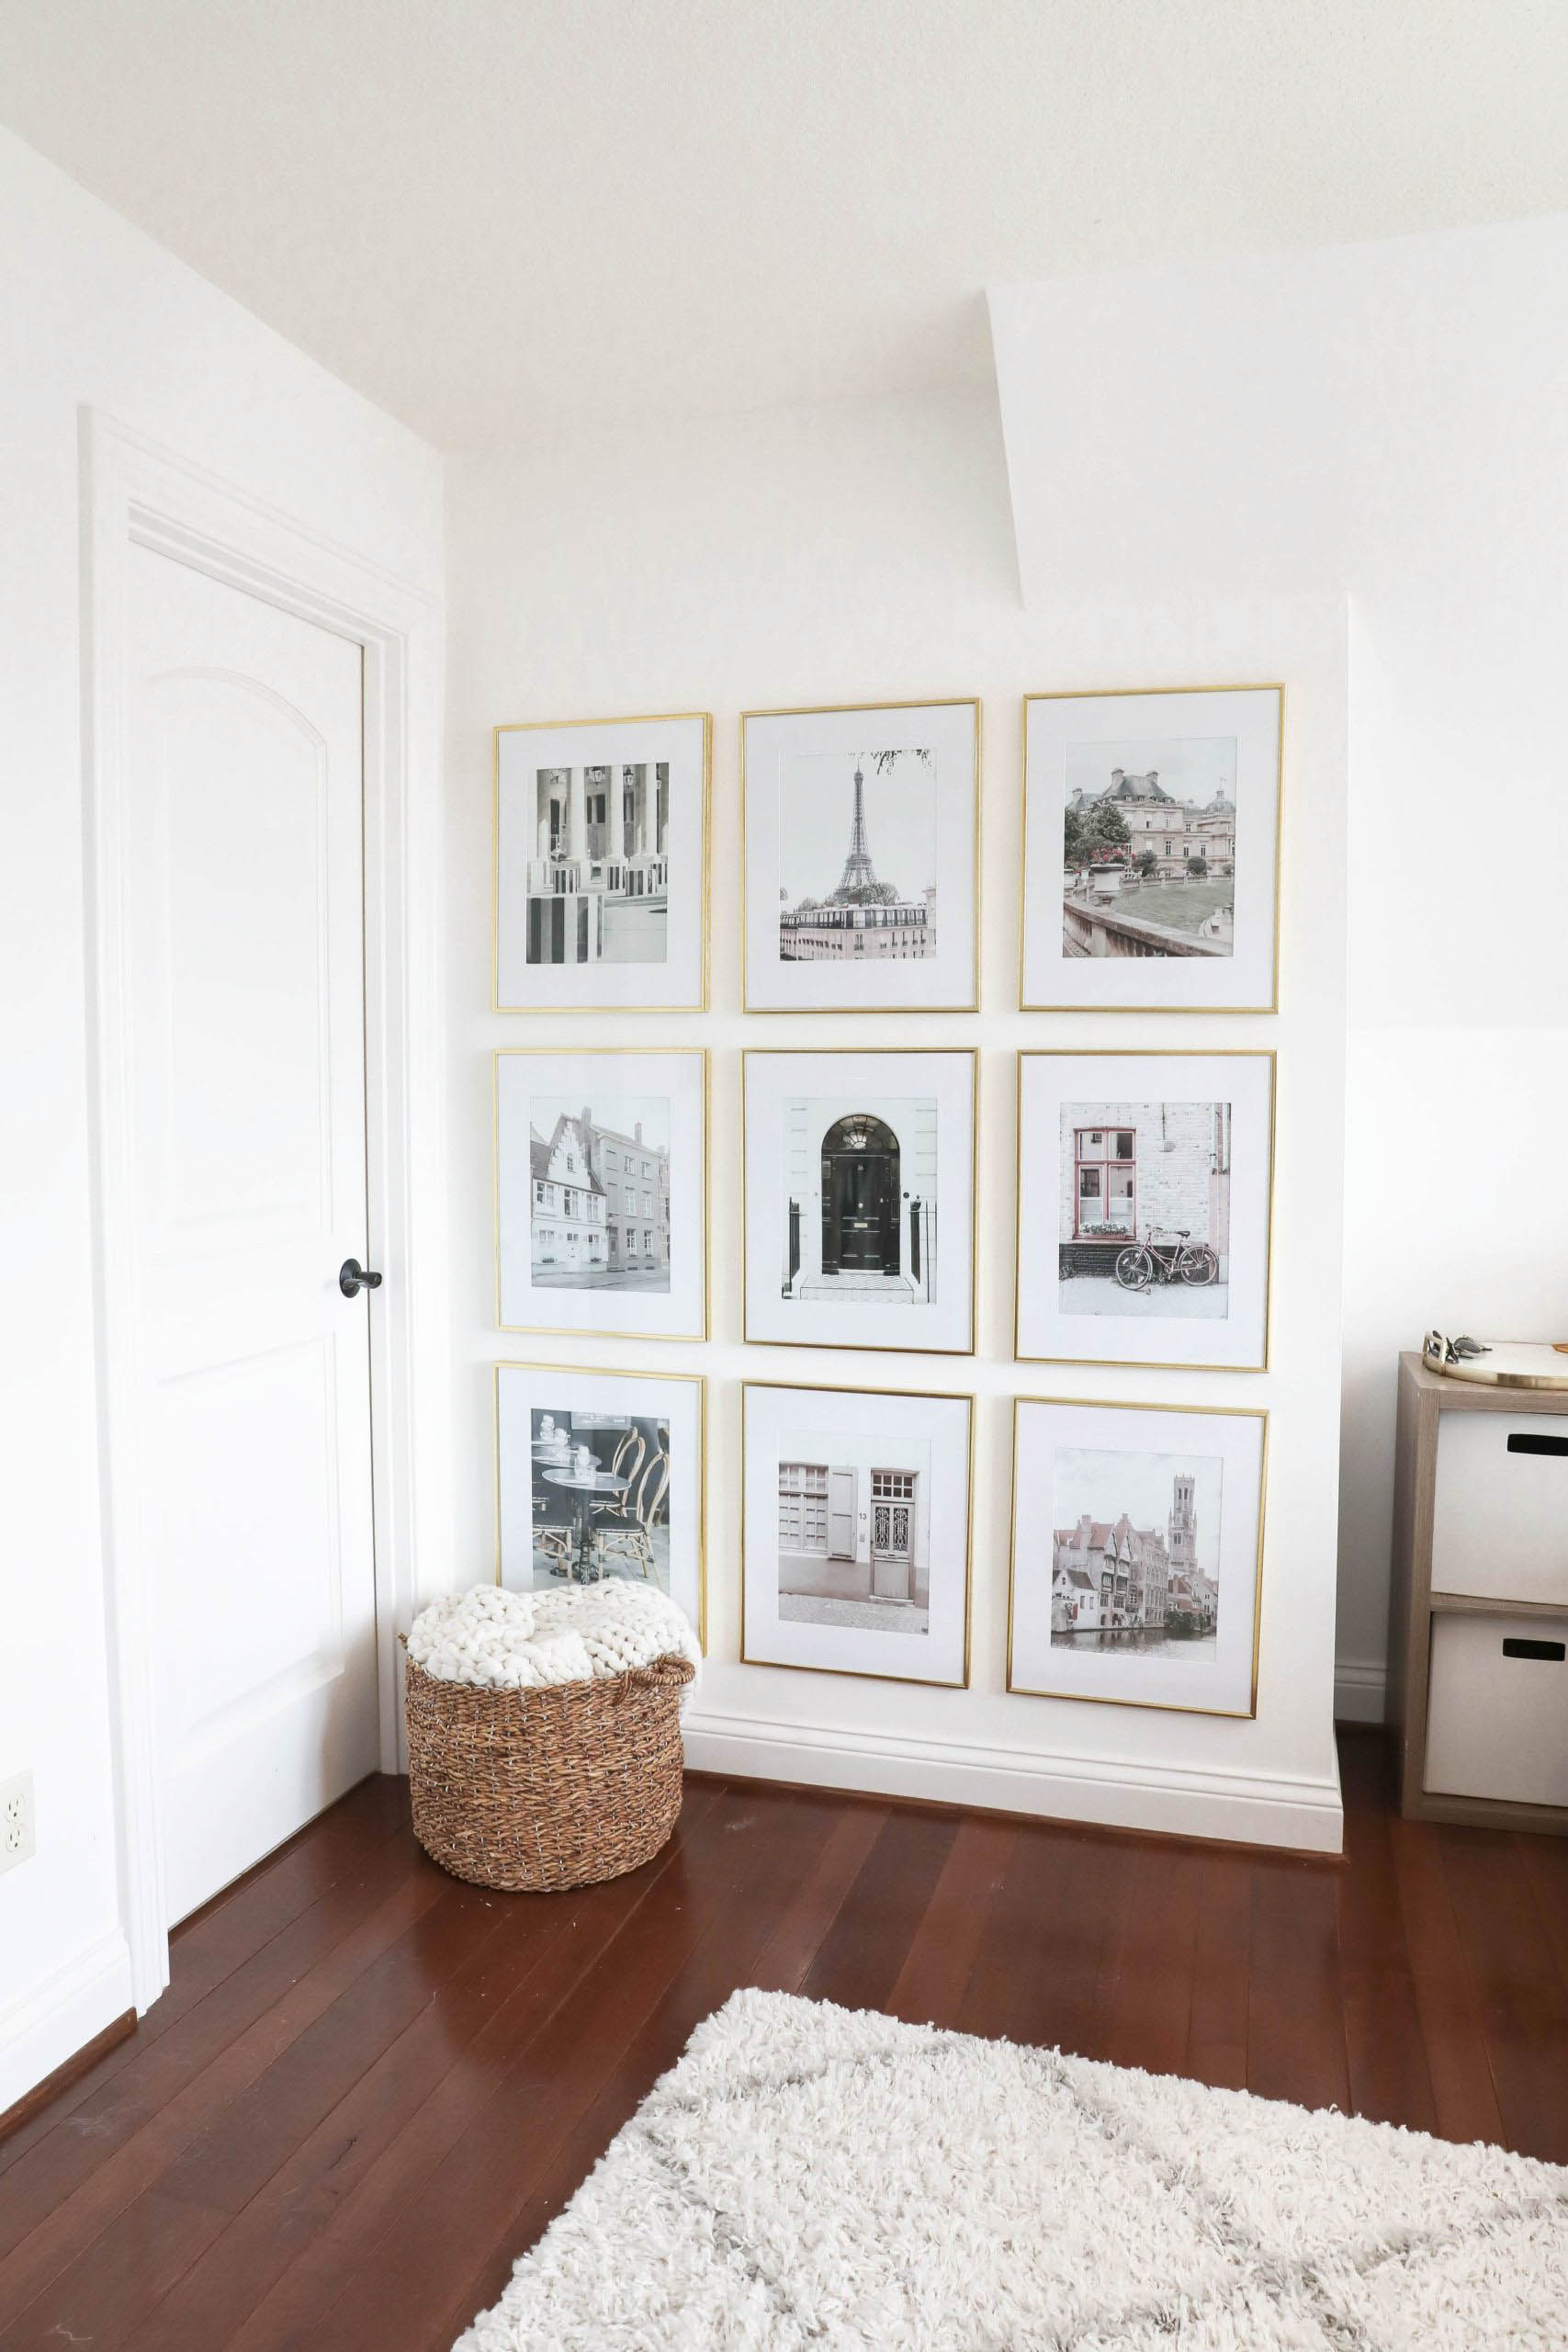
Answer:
[[495, 1048, 708, 1340], [1015, 1051, 1274, 1372], [494, 712, 709, 1011], [496, 1362, 706, 1648], [743, 1049, 976, 1355], [742, 1383, 972, 1687], [741, 698, 979, 1012], [1021, 685, 1281, 1012], [1008, 1396, 1267, 1718]]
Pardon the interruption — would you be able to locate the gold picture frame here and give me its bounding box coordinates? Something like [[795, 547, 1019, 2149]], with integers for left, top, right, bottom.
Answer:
[[739, 1377, 975, 1690], [1018, 683, 1284, 1014], [740, 696, 982, 1013], [493, 709, 712, 1012], [1013, 1047, 1278, 1374], [741, 1046, 979, 1357], [493, 1360, 708, 1652], [1006, 1394, 1269, 1720], [493, 1046, 710, 1343]]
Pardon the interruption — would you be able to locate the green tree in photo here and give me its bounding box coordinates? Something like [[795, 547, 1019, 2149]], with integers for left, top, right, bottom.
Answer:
[[1066, 800, 1131, 863]]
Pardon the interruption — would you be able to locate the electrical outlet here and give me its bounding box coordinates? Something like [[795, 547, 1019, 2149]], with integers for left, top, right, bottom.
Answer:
[[0, 1770, 35, 1873]]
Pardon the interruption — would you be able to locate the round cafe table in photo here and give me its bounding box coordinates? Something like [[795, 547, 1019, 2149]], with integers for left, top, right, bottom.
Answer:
[[543, 1466, 631, 1581]]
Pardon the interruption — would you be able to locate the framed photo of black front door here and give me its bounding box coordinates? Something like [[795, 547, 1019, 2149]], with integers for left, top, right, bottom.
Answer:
[[742, 1049, 976, 1354]]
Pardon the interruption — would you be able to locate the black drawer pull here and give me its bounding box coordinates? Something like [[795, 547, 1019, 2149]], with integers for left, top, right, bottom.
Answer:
[[1501, 1637, 1566, 1663], [1506, 1432, 1568, 1457]]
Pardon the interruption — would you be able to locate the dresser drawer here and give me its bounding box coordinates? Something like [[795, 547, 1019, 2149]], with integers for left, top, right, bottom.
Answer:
[[1425, 1613, 1568, 1807], [1430, 1411, 1568, 1606]]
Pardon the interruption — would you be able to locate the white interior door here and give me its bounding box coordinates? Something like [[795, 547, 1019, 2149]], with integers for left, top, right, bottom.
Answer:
[[125, 545, 379, 1924]]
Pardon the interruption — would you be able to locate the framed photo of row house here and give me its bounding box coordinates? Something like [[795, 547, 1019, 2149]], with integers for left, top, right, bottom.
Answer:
[[742, 1049, 977, 1354], [1020, 684, 1282, 1012], [1008, 1396, 1267, 1719], [1015, 1050, 1275, 1373], [740, 697, 980, 1012], [495, 1048, 708, 1340], [494, 711, 710, 1011], [741, 1383, 973, 1687]]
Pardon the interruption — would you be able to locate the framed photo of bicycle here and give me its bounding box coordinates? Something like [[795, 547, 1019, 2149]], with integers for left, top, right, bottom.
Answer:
[[496, 1362, 707, 1650], [1007, 1395, 1267, 1719], [1020, 684, 1282, 1012], [1014, 1050, 1275, 1372]]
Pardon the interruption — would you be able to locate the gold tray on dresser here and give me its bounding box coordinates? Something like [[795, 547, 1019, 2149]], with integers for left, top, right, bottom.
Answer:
[[1422, 1332, 1568, 1391]]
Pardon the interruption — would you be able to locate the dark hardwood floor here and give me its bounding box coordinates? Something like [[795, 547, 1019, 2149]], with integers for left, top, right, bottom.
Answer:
[[3, 1729, 1566, 2351]]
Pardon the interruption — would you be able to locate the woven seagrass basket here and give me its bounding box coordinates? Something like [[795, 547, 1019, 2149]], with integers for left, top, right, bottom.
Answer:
[[400, 1641, 694, 1894]]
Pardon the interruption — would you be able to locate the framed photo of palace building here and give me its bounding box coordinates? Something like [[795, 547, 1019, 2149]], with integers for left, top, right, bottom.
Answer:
[[494, 711, 710, 1011], [1020, 685, 1282, 1012], [1008, 1396, 1267, 1719], [743, 1049, 977, 1355], [741, 1382, 973, 1687], [740, 697, 980, 1012], [496, 1362, 706, 1648], [1015, 1050, 1275, 1372], [495, 1048, 708, 1341]]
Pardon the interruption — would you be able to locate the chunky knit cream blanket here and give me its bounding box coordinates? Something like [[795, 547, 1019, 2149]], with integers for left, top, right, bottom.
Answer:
[[407, 1578, 700, 1705]]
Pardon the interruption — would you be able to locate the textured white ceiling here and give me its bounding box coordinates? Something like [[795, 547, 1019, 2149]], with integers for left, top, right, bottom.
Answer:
[[5, 0, 1568, 449]]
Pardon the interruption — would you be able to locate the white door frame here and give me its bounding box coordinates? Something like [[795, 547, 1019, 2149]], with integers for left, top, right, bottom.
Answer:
[[81, 409, 450, 2013]]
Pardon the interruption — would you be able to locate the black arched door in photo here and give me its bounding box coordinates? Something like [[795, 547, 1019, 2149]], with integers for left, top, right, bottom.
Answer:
[[821, 1114, 900, 1275]]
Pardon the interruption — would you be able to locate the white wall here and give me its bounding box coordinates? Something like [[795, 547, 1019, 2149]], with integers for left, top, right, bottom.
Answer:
[[447, 387, 1348, 1852], [990, 211, 1568, 1723], [0, 129, 442, 2113]]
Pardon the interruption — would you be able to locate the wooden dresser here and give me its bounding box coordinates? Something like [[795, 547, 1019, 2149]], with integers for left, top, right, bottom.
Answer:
[[1389, 1350, 1568, 1832]]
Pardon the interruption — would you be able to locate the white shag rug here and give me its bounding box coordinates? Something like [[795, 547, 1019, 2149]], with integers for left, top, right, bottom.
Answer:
[[455, 1988, 1568, 2351]]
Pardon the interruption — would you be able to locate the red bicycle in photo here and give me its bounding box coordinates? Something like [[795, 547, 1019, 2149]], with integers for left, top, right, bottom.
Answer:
[[1112, 1224, 1219, 1292]]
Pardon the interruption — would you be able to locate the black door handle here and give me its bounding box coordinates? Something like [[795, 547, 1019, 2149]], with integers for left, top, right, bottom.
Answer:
[[339, 1258, 383, 1298]]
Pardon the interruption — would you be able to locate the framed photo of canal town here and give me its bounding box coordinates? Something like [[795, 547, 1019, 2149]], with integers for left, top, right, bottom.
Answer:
[[741, 1049, 977, 1355], [494, 1048, 709, 1341], [740, 1382, 973, 1688], [493, 711, 710, 1011], [1014, 1050, 1275, 1372], [1020, 684, 1282, 1012], [1007, 1396, 1267, 1719], [495, 1362, 706, 1648], [740, 697, 980, 1012]]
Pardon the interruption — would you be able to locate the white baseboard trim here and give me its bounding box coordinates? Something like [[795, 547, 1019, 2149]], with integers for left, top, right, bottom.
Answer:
[[0, 1925, 134, 2117], [1333, 1658, 1388, 1725], [682, 1710, 1344, 1854]]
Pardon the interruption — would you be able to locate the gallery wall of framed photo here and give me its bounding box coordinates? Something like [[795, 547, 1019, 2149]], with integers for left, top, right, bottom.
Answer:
[[446, 398, 1350, 1851]]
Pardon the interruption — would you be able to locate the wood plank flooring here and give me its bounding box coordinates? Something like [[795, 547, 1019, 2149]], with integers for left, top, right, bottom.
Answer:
[[4, 1730, 1566, 2351]]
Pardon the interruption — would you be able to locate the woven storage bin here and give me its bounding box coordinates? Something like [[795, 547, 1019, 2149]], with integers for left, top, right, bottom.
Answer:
[[400, 1642, 694, 1893]]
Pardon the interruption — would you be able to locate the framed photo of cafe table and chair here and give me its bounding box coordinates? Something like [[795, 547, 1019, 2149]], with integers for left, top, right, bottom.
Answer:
[[496, 1362, 706, 1649]]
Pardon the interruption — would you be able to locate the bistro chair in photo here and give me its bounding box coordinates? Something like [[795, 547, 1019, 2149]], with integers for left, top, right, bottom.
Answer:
[[592, 1445, 670, 1584], [534, 1475, 582, 1577], [606, 1423, 647, 1494]]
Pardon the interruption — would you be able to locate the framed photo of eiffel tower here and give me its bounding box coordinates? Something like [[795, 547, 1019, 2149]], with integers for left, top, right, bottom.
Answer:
[[741, 698, 980, 1012]]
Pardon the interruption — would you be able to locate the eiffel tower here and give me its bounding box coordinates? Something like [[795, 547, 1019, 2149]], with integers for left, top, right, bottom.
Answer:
[[832, 763, 880, 897]]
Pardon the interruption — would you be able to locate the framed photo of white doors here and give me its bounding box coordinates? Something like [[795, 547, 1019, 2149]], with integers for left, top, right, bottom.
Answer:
[[495, 1048, 709, 1341], [1008, 1396, 1267, 1719], [741, 1382, 973, 1687], [741, 697, 980, 1012], [1021, 684, 1281, 1012], [496, 1361, 706, 1648], [1015, 1050, 1274, 1373], [494, 710, 710, 1011], [742, 1049, 977, 1355]]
